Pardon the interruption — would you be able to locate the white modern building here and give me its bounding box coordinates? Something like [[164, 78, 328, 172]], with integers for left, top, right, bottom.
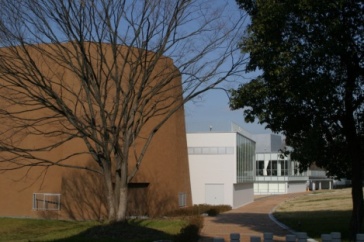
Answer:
[[253, 134, 309, 194], [186, 122, 332, 206], [187, 129, 255, 208], [307, 163, 334, 190]]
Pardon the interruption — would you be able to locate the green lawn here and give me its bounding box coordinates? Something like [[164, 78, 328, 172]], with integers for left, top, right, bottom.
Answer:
[[0, 217, 187, 242], [273, 188, 353, 241], [1, 190, 356, 241]]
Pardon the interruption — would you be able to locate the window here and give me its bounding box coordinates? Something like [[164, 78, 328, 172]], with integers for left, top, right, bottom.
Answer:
[[33, 193, 61, 211], [256, 160, 264, 176], [218, 147, 226, 154], [236, 134, 255, 183], [271, 160, 277, 176], [178, 192, 187, 207], [226, 147, 234, 154], [282, 160, 288, 176], [202, 147, 210, 154], [188, 146, 234, 155], [193, 147, 202, 154]]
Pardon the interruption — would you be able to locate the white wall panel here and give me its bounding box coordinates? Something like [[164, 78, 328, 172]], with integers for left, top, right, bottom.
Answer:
[[288, 181, 307, 193], [187, 133, 236, 206], [233, 183, 253, 208]]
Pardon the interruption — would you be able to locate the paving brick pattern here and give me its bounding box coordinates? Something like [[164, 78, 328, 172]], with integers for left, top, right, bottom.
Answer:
[[199, 192, 308, 242]]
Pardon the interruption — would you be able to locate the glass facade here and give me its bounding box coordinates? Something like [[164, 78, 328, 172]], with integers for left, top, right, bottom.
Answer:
[[256, 153, 306, 177], [236, 133, 255, 183], [256, 159, 288, 176]]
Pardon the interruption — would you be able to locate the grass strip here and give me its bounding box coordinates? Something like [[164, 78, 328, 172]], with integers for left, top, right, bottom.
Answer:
[[0, 217, 186, 242], [273, 188, 352, 241]]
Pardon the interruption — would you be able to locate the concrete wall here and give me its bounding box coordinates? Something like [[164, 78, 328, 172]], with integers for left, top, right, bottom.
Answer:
[[187, 132, 254, 207], [187, 133, 237, 206], [288, 181, 307, 193], [253, 134, 283, 153], [233, 183, 254, 208]]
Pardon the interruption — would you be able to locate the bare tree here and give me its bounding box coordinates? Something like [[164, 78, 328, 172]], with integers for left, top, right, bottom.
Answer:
[[0, 0, 247, 222]]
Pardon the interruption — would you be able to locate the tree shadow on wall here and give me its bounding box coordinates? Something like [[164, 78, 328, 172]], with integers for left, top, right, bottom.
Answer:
[[37, 161, 181, 220], [32, 162, 108, 220], [127, 182, 150, 217], [130, 171, 179, 218], [61, 167, 108, 221]]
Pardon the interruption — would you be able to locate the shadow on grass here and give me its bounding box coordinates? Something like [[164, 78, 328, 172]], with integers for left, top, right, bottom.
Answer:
[[199, 209, 351, 241], [273, 210, 351, 241], [52, 221, 173, 242], [203, 212, 288, 237], [51, 220, 201, 242]]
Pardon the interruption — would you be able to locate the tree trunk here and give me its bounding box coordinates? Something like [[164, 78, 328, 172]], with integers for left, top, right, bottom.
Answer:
[[345, 99, 364, 239], [103, 166, 117, 222], [105, 175, 127, 223], [350, 155, 363, 240], [115, 152, 128, 222], [343, 49, 364, 240], [107, 193, 116, 222], [116, 186, 128, 221]]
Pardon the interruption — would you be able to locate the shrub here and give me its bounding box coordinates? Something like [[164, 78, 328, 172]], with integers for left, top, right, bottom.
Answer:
[[206, 208, 218, 216], [205, 205, 231, 216], [174, 215, 203, 242], [165, 204, 232, 217]]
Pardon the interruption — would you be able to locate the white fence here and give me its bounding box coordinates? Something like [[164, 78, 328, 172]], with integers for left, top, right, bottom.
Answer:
[[210, 231, 364, 242], [154, 231, 364, 242]]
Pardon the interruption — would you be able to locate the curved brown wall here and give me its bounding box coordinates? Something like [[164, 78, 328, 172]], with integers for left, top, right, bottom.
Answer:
[[0, 42, 191, 220]]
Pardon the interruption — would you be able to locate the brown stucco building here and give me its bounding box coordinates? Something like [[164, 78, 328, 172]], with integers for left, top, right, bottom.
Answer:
[[0, 42, 192, 220]]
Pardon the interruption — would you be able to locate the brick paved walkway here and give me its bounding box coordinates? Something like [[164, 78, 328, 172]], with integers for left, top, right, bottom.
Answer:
[[199, 192, 309, 242]]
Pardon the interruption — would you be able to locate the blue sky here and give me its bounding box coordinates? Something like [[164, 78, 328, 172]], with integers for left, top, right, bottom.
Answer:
[[182, 0, 272, 135], [184, 88, 272, 135]]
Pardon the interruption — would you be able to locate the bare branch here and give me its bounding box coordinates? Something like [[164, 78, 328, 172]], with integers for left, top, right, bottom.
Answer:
[[0, 0, 248, 221]]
